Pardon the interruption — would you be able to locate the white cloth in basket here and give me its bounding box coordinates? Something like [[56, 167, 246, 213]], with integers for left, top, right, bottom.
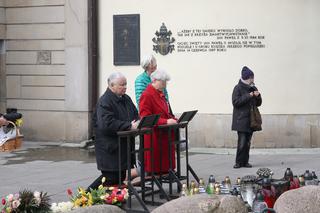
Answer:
[[0, 126, 17, 146]]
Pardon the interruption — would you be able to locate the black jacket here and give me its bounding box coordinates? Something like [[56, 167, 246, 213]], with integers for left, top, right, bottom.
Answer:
[[231, 80, 262, 132], [93, 88, 139, 171]]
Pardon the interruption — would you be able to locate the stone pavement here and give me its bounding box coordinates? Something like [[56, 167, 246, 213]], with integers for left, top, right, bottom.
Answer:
[[0, 141, 320, 211]]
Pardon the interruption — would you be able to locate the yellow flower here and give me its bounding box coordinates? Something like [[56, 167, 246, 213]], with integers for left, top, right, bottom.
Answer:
[[88, 193, 93, 206], [98, 185, 104, 190], [101, 177, 106, 183], [81, 196, 87, 204], [74, 199, 81, 207], [15, 119, 23, 127], [78, 187, 86, 196], [112, 197, 118, 204], [124, 190, 129, 200]]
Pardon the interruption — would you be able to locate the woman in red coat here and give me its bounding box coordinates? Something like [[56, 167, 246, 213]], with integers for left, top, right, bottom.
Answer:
[[139, 69, 177, 174]]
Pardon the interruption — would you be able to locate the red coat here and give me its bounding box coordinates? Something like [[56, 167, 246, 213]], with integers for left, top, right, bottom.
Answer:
[[139, 84, 176, 173]]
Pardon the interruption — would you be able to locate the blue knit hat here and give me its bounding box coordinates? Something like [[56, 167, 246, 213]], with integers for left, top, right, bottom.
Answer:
[[241, 66, 254, 80]]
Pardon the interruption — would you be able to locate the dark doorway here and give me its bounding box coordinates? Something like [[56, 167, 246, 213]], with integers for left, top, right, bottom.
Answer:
[[0, 40, 6, 113], [88, 0, 98, 138]]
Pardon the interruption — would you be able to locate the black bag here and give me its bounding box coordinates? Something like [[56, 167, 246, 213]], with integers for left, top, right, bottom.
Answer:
[[250, 105, 262, 131]]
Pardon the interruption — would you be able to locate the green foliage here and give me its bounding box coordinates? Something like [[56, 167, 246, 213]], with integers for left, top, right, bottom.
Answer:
[[89, 188, 106, 205], [17, 189, 51, 213]]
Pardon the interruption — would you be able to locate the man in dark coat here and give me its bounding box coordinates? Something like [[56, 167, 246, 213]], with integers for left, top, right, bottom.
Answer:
[[232, 66, 262, 169], [88, 72, 139, 189]]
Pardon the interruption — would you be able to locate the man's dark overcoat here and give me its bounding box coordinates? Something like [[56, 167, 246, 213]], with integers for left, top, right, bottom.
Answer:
[[93, 88, 138, 171]]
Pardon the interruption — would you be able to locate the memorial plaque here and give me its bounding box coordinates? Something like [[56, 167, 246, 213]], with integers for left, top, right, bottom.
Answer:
[[113, 14, 140, 65]]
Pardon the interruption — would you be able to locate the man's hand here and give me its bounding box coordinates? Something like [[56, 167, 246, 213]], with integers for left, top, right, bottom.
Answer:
[[167, 118, 177, 125], [130, 120, 140, 130]]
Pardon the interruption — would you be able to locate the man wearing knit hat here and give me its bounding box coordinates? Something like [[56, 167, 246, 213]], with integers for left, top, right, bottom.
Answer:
[[231, 66, 262, 169]]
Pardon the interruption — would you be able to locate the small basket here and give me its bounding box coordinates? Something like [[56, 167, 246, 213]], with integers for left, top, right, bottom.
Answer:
[[0, 121, 24, 152]]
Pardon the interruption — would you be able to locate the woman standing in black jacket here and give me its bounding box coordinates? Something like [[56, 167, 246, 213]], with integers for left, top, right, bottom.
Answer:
[[88, 72, 140, 189], [232, 66, 262, 169]]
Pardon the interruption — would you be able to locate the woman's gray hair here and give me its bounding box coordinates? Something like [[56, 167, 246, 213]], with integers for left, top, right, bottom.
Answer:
[[107, 72, 126, 87], [141, 54, 157, 70], [150, 69, 171, 82]]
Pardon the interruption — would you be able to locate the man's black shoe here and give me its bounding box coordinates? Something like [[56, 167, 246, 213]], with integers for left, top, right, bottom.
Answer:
[[244, 163, 252, 168], [233, 163, 241, 169]]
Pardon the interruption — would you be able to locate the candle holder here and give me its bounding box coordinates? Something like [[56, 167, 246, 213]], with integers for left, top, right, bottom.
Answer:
[[240, 175, 258, 208]]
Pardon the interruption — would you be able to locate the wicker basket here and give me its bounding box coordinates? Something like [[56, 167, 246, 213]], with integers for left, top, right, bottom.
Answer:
[[0, 121, 23, 152]]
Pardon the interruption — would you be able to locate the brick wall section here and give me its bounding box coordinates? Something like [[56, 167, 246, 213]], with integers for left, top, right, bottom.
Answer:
[[3, 0, 90, 142], [5, 0, 65, 109]]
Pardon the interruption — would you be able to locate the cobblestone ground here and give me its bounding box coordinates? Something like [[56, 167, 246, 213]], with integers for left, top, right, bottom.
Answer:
[[1, 142, 319, 211]]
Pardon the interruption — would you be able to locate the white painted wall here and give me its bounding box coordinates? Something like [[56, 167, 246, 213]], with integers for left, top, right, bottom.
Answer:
[[98, 0, 320, 114]]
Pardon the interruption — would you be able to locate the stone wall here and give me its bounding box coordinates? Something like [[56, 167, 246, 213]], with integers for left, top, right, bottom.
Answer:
[[188, 114, 320, 148], [3, 0, 90, 142], [1, 0, 319, 147]]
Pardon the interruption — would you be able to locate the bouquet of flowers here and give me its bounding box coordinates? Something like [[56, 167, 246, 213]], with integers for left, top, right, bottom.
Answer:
[[1, 189, 51, 213], [67, 177, 128, 208]]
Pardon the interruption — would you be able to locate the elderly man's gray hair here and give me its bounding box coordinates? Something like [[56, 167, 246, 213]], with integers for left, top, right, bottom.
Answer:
[[150, 69, 170, 82], [107, 72, 126, 87], [141, 54, 157, 70]]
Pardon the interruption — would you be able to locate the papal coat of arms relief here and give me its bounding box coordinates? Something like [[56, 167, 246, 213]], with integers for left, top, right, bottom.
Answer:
[[152, 23, 175, 55]]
